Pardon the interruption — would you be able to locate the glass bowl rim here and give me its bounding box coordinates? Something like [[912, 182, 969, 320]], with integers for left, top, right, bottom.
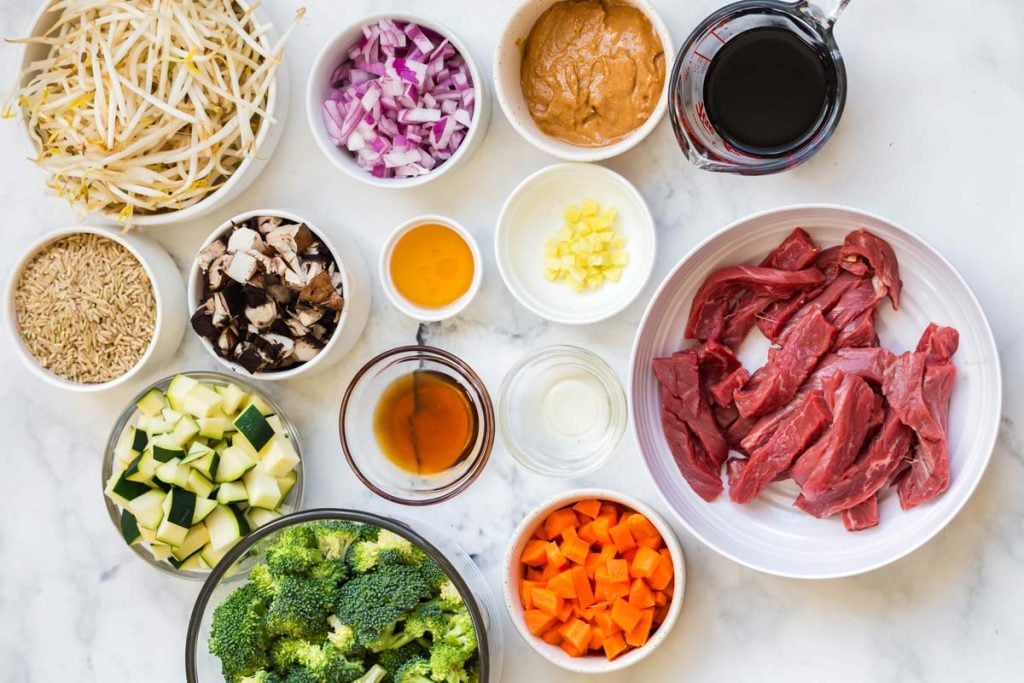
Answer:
[[101, 370, 305, 580], [184, 507, 492, 682], [497, 344, 627, 478], [338, 345, 495, 505]]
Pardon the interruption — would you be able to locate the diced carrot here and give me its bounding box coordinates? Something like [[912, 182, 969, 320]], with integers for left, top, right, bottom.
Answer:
[[545, 542, 568, 570], [521, 539, 550, 566], [648, 555, 674, 591], [520, 580, 543, 609], [572, 603, 596, 621], [628, 578, 656, 609], [577, 521, 598, 544], [544, 508, 579, 539], [602, 632, 627, 660], [556, 600, 573, 623], [621, 548, 638, 565], [560, 526, 579, 544], [573, 499, 602, 519], [664, 580, 675, 597], [636, 533, 664, 550], [562, 537, 590, 566], [571, 567, 596, 609], [593, 609, 620, 635], [609, 523, 636, 553], [541, 562, 562, 582], [611, 598, 643, 632], [541, 625, 563, 645], [624, 512, 660, 540], [594, 562, 610, 584], [561, 640, 586, 658], [589, 625, 606, 650], [584, 552, 602, 579], [654, 590, 668, 607], [598, 503, 620, 523], [559, 618, 592, 652], [653, 602, 670, 625], [590, 600, 610, 611], [547, 570, 577, 599], [630, 546, 663, 579], [526, 567, 543, 581], [606, 558, 629, 584], [524, 609, 557, 636], [595, 580, 631, 602], [598, 545, 617, 564], [531, 588, 563, 617], [625, 608, 654, 648], [591, 516, 612, 545]]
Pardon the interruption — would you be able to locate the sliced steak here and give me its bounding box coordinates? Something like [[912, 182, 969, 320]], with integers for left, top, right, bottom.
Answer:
[[661, 407, 724, 502], [654, 351, 729, 468], [803, 346, 894, 393], [839, 228, 903, 309], [842, 495, 880, 531]]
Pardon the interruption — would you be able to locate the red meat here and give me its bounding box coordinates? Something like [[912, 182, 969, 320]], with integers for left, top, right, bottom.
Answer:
[[803, 346, 894, 393], [654, 351, 729, 468], [833, 307, 878, 349], [896, 359, 957, 509], [734, 308, 838, 418], [842, 496, 880, 531], [839, 229, 903, 309], [729, 390, 832, 503], [661, 408, 724, 502]]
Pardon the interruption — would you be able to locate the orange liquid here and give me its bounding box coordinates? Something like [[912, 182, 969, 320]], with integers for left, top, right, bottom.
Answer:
[[373, 370, 478, 475], [390, 223, 474, 308]]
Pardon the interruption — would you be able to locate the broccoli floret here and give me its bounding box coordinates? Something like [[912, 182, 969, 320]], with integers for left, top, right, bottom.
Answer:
[[282, 668, 316, 683], [417, 556, 448, 589], [265, 574, 338, 639], [312, 520, 366, 561], [249, 563, 278, 601], [402, 600, 449, 641], [270, 638, 364, 683], [429, 642, 474, 683], [345, 529, 419, 574], [237, 670, 285, 683], [437, 608, 477, 659], [266, 525, 323, 576], [312, 557, 350, 585], [437, 579, 465, 610], [394, 657, 434, 683], [335, 564, 433, 646], [327, 615, 364, 657], [209, 583, 270, 681], [352, 664, 388, 683], [377, 641, 429, 678]]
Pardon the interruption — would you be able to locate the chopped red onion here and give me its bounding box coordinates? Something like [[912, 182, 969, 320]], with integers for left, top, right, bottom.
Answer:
[[323, 18, 475, 179]]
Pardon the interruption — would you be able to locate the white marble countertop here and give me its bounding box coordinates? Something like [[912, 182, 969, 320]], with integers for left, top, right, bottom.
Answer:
[[1, 0, 1022, 680]]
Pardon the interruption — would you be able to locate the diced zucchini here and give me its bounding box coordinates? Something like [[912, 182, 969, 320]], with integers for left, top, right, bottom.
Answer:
[[276, 471, 297, 499], [192, 497, 219, 525], [127, 489, 166, 530], [200, 539, 237, 568], [137, 415, 174, 434], [149, 543, 174, 562], [205, 505, 249, 550], [106, 468, 151, 506], [161, 408, 184, 424], [182, 441, 213, 465], [139, 525, 158, 545], [215, 446, 256, 483], [240, 393, 274, 416], [169, 415, 200, 447], [184, 382, 224, 418], [135, 449, 157, 479], [216, 481, 248, 504], [152, 434, 185, 462], [189, 452, 218, 481], [266, 414, 285, 434], [171, 524, 210, 561], [178, 552, 208, 571], [166, 375, 199, 411], [136, 388, 168, 417], [163, 488, 197, 528], [258, 436, 300, 477], [155, 459, 189, 488], [215, 383, 247, 414], [120, 509, 141, 545], [197, 416, 230, 440], [231, 431, 261, 460], [243, 470, 283, 510], [246, 507, 281, 529], [155, 518, 189, 546], [186, 470, 215, 498], [233, 404, 274, 452], [129, 426, 148, 453]]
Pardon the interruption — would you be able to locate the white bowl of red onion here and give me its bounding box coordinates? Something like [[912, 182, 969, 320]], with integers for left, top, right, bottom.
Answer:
[[306, 13, 490, 189]]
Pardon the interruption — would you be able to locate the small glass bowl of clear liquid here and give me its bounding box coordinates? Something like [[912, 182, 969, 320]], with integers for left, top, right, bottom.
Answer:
[[498, 345, 626, 478]]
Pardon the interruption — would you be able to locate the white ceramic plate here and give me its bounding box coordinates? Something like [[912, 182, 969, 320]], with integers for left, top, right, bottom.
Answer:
[[630, 205, 1001, 578]]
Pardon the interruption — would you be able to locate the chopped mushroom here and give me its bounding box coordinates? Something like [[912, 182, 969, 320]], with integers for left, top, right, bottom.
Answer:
[[191, 215, 346, 373]]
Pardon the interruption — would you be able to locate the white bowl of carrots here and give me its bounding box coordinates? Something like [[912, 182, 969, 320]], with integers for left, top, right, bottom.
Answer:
[[503, 489, 685, 673]]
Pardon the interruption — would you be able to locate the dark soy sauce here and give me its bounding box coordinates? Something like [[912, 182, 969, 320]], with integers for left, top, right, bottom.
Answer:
[[703, 26, 837, 156]]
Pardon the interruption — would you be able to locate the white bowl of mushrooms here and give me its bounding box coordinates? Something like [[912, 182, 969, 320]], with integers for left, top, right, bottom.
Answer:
[[187, 209, 371, 380]]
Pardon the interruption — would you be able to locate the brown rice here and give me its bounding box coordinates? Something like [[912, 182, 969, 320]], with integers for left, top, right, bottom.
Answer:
[[14, 233, 157, 384]]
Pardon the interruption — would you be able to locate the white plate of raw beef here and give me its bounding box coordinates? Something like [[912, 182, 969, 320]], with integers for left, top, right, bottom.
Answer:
[[630, 205, 1001, 578]]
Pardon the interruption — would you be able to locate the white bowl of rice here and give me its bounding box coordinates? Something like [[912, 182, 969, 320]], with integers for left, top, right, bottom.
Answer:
[[13, 0, 298, 227], [4, 227, 187, 392]]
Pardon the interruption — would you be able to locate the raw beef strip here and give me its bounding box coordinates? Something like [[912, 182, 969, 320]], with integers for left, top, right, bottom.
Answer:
[[729, 390, 831, 503], [720, 229, 820, 346], [842, 496, 880, 531], [661, 407, 724, 502], [756, 246, 844, 340], [710, 367, 750, 408], [726, 414, 756, 453], [897, 361, 957, 509], [803, 346, 894, 393], [726, 457, 747, 490], [654, 351, 729, 467], [774, 270, 863, 343], [734, 308, 838, 418], [839, 229, 903, 308], [795, 410, 913, 518], [883, 353, 944, 441], [790, 372, 882, 496], [916, 322, 960, 363], [685, 265, 824, 342], [826, 277, 885, 330], [697, 341, 750, 408], [833, 307, 878, 349]]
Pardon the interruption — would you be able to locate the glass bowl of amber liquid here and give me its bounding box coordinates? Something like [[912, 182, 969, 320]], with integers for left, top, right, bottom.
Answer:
[[339, 345, 495, 504]]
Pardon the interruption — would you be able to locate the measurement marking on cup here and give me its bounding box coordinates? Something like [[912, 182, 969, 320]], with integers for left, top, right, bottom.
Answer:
[[709, 28, 726, 43], [693, 50, 712, 62]]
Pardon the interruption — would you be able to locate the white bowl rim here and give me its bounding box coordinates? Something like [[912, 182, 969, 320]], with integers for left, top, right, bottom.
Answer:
[[492, 0, 674, 162], [628, 202, 1004, 579], [503, 487, 686, 674], [5, 225, 168, 392], [13, 0, 283, 226], [378, 214, 483, 322], [494, 161, 657, 325], [305, 10, 488, 189], [187, 208, 356, 381]]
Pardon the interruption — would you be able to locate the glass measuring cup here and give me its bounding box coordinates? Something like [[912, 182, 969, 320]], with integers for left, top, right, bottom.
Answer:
[[669, 0, 850, 175]]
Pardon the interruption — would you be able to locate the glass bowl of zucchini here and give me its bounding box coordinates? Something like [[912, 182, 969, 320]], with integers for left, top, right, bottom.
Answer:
[[102, 371, 304, 579]]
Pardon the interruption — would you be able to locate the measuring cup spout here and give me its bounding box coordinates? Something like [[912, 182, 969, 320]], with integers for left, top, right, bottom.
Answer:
[[798, 0, 851, 29]]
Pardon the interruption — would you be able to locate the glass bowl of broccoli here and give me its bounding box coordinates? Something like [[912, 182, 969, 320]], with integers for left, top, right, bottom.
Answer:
[[185, 508, 502, 682]]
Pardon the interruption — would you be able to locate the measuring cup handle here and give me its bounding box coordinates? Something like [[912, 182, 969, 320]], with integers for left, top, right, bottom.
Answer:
[[798, 0, 851, 29]]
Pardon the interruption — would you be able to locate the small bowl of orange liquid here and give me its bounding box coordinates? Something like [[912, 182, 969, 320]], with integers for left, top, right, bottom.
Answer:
[[339, 345, 495, 504], [380, 215, 482, 322]]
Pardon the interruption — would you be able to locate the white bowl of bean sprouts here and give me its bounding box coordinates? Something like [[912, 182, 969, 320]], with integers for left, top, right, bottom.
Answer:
[[13, 0, 301, 227]]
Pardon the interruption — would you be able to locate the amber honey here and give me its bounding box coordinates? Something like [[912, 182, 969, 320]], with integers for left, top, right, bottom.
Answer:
[[389, 223, 475, 308], [373, 370, 478, 475]]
